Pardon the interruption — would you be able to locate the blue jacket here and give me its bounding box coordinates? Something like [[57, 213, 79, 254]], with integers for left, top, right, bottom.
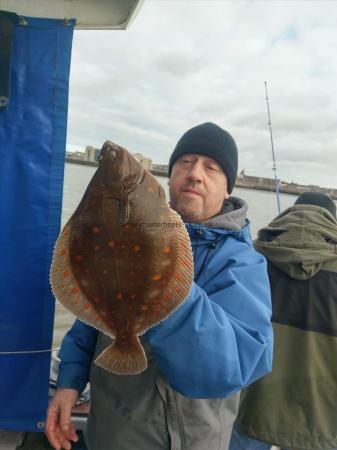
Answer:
[[57, 197, 273, 398]]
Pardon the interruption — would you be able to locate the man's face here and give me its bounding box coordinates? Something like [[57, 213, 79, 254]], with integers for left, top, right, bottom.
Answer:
[[168, 154, 229, 223]]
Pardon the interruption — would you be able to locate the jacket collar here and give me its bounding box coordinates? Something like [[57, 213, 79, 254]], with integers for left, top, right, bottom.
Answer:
[[185, 196, 248, 231]]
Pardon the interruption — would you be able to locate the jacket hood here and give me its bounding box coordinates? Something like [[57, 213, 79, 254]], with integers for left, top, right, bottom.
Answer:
[[254, 204, 337, 280], [202, 196, 248, 230]]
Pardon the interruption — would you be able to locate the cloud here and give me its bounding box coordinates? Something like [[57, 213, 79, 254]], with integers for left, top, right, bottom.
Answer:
[[155, 52, 204, 77], [271, 24, 298, 46], [66, 0, 337, 188]]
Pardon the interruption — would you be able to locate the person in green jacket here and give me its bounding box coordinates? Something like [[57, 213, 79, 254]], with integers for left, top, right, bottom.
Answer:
[[230, 191, 337, 450]]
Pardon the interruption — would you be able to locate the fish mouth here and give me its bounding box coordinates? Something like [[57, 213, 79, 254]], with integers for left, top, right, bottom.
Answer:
[[99, 141, 120, 162], [98, 141, 145, 195]]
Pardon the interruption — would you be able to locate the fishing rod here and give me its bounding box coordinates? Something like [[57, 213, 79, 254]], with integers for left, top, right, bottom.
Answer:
[[264, 81, 281, 214]]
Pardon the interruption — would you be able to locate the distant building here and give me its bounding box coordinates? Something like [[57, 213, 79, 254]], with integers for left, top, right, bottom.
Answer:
[[151, 163, 168, 175], [73, 146, 154, 168], [85, 145, 100, 162], [133, 153, 152, 169], [66, 151, 85, 161]]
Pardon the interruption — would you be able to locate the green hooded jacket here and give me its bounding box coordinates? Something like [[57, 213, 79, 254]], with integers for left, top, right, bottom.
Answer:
[[236, 204, 337, 450]]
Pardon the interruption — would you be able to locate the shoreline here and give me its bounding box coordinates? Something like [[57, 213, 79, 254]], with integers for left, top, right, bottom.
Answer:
[[65, 158, 337, 200]]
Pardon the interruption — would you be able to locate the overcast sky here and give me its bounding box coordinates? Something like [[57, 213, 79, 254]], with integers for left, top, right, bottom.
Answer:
[[66, 0, 337, 188]]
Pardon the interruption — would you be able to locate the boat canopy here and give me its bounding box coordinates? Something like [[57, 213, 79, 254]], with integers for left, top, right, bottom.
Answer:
[[0, 0, 143, 29], [0, 0, 143, 433]]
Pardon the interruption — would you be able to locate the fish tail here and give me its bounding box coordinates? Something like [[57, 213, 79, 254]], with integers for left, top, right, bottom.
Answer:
[[94, 336, 147, 375]]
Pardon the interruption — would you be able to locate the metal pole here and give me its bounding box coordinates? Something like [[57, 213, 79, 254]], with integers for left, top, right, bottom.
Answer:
[[264, 81, 281, 214]]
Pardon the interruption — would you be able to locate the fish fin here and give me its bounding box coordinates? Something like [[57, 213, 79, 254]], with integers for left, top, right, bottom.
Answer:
[[94, 335, 147, 375], [141, 208, 194, 330], [50, 223, 114, 339]]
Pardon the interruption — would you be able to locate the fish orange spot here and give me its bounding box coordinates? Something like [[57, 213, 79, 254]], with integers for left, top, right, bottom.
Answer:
[[124, 224, 130, 229], [176, 274, 183, 281], [133, 245, 140, 252], [163, 295, 170, 302], [84, 303, 91, 310], [95, 315, 101, 321], [75, 255, 84, 262], [92, 226, 100, 234], [63, 271, 70, 278], [152, 274, 162, 281], [116, 293, 123, 300], [71, 287, 79, 295], [60, 249, 67, 256], [94, 245, 100, 251], [73, 299, 79, 304], [108, 240, 115, 248], [141, 305, 148, 311], [163, 246, 171, 254]]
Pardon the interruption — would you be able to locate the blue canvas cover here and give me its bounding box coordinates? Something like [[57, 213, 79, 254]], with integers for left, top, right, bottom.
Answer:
[[0, 14, 74, 431]]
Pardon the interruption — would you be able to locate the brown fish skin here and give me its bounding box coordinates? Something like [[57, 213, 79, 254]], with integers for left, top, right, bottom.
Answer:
[[50, 141, 193, 375]]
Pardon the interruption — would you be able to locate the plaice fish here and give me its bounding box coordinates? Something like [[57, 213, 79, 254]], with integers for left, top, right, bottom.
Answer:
[[50, 141, 193, 375]]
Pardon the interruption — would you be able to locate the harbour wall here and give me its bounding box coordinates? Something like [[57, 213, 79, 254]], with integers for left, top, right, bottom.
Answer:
[[65, 158, 337, 200]]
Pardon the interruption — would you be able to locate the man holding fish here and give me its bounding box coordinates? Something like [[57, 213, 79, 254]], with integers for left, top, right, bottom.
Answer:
[[46, 122, 273, 450]]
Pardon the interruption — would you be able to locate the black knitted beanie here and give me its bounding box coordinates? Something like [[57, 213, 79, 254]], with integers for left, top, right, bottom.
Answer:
[[168, 122, 238, 194], [295, 191, 336, 218]]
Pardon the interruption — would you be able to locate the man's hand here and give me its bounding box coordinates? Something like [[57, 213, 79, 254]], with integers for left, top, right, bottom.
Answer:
[[45, 388, 80, 450]]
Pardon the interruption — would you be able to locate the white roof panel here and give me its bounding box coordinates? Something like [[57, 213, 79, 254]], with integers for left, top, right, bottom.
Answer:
[[0, 0, 143, 29]]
